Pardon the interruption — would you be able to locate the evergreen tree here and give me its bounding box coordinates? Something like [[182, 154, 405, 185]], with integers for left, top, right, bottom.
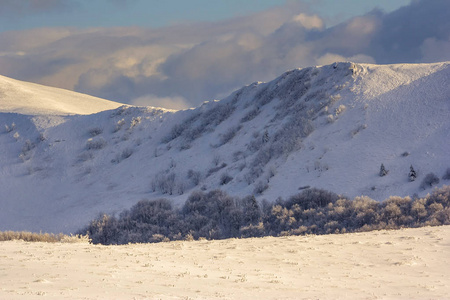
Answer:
[[409, 165, 417, 182], [379, 163, 388, 177]]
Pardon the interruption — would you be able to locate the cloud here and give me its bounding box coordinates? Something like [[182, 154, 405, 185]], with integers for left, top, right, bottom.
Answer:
[[131, 94, 191, 110], [316, 53, 376, 66], [420, 37, 450, 62], [292, 13, 324, 30], [0, 0, 449, 109], [0, 0, 71, 16]]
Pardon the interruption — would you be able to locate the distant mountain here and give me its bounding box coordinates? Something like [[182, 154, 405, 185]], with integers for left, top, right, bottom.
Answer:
[[0, 74, 122, 115], [0, 61, 449, 233]]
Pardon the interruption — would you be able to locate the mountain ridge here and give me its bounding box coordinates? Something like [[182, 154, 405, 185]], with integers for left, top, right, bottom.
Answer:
[[0, 61, 449, 233], [0, 74, 123, 116]]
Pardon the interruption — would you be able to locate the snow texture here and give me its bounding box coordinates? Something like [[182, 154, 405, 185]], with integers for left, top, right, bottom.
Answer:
[[0, 61, 449, 233], [0, 225, 449, 299]]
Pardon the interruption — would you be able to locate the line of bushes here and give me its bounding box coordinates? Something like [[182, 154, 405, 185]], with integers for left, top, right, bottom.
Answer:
[[79, 185, 450, 245], [0, 231, 90, 243]]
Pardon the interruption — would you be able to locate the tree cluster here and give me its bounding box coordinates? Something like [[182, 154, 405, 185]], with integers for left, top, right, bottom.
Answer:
[[79, 186, 450, 245]]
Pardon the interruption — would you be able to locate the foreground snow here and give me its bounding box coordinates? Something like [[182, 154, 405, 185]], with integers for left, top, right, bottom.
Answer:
[[1, 225, 449, 299]]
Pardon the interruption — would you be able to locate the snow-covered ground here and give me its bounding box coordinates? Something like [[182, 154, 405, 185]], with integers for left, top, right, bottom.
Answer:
[[0, 61, 449, 233], [1, 225, 449, 299], [0, 74, 122, 116]]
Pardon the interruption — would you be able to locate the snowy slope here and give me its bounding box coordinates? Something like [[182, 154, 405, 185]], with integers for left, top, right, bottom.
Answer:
[[0, 62, 449, 233], [0, 74, 122, 115]]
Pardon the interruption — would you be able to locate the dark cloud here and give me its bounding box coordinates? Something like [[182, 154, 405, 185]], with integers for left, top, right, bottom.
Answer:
[[0, 0, 449, 109]]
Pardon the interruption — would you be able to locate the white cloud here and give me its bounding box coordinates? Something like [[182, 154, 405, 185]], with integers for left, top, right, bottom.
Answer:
[[292, 13, 324, 30], [130, 94, 191, 110], [0, 0, 448, 109]]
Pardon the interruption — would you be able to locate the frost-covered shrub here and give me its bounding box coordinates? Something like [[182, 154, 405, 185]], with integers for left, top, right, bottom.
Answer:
[[240, 108, 260, 123], [420, 173, 440, 190], [13, 132, 20, 140], [121, 148, 133, 159], [86, 137, 107, 150], [163, 101, 236, 144], [113, 119, 125, 133], [77, 151, 94, 162], [220, 173, 233, 185], [284, 188, 340, 210], [351, 124, 367, 137], [4, 122, 16, 133], [187, 169, 202, 186], [239, 222, 265, 238], [212, 154, 221, 166], [111, 148, 133, 163], [89, 127, 103, 137], [151, 172, 177, 195], [335, 104, 346, 116], [401, 151, 410, 157], [442, 168, 450, 180], [272, 117, 313, 156], [232, 151, 245, 162], [80, 185, 450, 244], [19, 140, 35, 162], [253, 180, 269, 194], [247, 135, 263, 153], [207, 163, 227, 177], [326, 114, 334, 123], [129, 117, 142, 130], [219, 125, 242, 146]]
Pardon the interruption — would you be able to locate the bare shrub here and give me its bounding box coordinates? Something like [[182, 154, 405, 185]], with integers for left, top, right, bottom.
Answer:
[[351, 124, 367, 137], [112, 148, 133, 163], [241, 108, 260, 123], [212, 154, 221, 166], [326, 114, 334, 123], [219, 125, 242, 146], [240, 222, 265, 238], [442, 168, 450, 180], [89, 127, 103, 137], [335, 104, 346, 115], [0, 231, 88, 243], [129, 117, 142, 129], [86, 137, 107, 150], [253, 180, 269, 194], [80, 185, 450, 245], [220, 173, 233, 185], [207, 163, 227, 177], [420, 173, 440, 190], [4, 122, 15, 133], [187, 169, 202, 186], [19, 139, 35, 161], [151, 172, 177, 194], [113, 119, 125, 132]]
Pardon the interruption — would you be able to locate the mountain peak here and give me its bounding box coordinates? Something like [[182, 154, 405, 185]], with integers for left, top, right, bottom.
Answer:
[[0, 61, 449, 233]]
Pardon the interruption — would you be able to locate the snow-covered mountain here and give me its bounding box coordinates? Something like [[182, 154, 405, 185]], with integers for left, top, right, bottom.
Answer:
[[0, 74, 122, 116], [1, 62, 449, 233]]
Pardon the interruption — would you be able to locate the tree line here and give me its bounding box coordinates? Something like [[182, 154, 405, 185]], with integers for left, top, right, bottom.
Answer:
[[79, 186, 450, 245]]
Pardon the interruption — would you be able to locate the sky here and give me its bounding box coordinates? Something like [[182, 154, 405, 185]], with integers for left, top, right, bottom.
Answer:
[[0, 0, 449, 109]]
